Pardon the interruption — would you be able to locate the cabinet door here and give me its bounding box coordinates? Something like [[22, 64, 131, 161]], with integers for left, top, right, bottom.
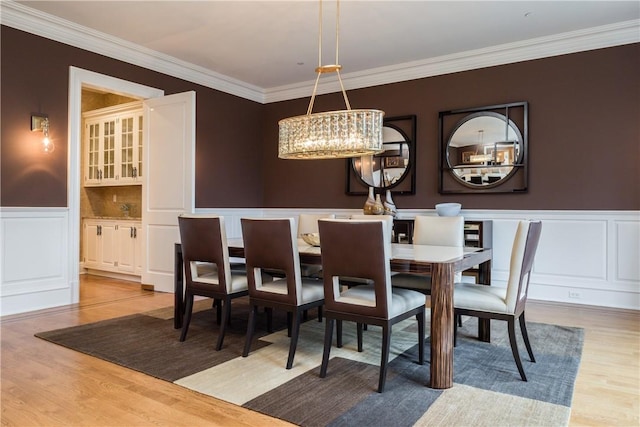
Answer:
[[134, 223, 143, 275], [119, 113, 142, 184], [99, 222, 117, 269], [101, 118, 118, 184], [84, 121, 102, 186], [117, 223, 136, 273], [84, 221, 101, 267]]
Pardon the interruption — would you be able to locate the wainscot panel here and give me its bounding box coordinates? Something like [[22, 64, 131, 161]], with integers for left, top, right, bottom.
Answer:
[[1, 208, 75, 316], [197, 208, 640, 311]]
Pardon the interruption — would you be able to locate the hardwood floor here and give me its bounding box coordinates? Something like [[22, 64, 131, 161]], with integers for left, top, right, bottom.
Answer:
[[1, 275, 638, 426]]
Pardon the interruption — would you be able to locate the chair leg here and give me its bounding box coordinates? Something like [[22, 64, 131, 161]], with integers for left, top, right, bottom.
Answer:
[[508, 318, 527, 381], [179, 293, 194, 342], [378, 324, 391, 393], [320, 318, 334, 378], [243, 305, 258, 357], [416, 311, 425, 365], [266, 307, 273, 333], [286, 310, 302, 369], [287, 311, 292, 337], [519, 312, 536, 363], [317, 306, 323, 322], [453, 310, 458, 347], [215, 297, 231, 351], [336, 319, 343, 348], [215, 299, 222, 325], [357, 323, 363, 352]]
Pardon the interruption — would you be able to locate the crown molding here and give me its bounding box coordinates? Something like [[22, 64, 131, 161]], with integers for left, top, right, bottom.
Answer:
[[0, 1, 265, 103], [264, 19, 640, 103], [2, 1, 638, 105]]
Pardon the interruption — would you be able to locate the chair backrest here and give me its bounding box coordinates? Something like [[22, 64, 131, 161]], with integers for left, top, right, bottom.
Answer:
[[319, 219, 392, 318], [178, 214, 232, 293], [349, 214, 394, 249], [297, 213, 336, 236], [413, 215, 464, 246], [505, 220, 543, 314], [241, 218, 303, 305]]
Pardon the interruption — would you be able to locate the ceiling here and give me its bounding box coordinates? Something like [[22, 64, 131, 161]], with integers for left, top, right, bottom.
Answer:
[[6, 1, 640, 102]]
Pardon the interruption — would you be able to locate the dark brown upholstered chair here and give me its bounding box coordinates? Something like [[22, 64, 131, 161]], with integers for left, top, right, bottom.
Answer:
[[454, 220, 543, 381], [241, 217, 324, 369], [178, 214, 252, 350], [318, 219, 426, 393]]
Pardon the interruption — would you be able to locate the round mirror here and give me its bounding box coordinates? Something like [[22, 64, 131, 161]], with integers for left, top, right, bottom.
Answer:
[[351, 124, 411, 189], [446, 112, 523, 187]]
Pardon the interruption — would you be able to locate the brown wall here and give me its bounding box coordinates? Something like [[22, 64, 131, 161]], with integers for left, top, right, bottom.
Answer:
[[2, 25, 639, 210], [263, 43, 640, 210]]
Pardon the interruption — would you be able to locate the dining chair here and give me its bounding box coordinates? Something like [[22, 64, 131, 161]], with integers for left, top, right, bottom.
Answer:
[[339, 214, 395, 289], [454, 220, 543, 381], [349, 214, 394, 244], [297, 213, 335, 278], [178, 214, 253, 351], [318, 219, 426, 393], [240, 217, 325, 369], [391, 215, 466, 294]]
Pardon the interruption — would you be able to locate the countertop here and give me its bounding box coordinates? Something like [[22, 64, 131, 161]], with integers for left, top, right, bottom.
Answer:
[[83, 216, 141, 221]]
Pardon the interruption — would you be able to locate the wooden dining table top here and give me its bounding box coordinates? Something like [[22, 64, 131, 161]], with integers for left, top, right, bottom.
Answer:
[[227, 237, 491, 275]]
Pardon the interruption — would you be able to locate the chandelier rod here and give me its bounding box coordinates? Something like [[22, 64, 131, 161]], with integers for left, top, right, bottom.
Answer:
[[306, 0, 351, 116]]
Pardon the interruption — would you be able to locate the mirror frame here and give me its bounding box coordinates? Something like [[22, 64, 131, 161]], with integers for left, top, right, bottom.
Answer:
[[346, 115, 417, 195], [345, 115, 416, 196], [438, 102, 528, 194]]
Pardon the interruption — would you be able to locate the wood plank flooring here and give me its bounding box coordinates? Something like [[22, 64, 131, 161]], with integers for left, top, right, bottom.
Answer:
[[1, 275, 638, 426]]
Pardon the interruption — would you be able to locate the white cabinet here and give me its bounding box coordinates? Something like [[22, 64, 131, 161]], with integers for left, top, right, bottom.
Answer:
[[83, 219, 142, 277], [116, 222, 142, 274], [83, 101, 143, 187], [83, 219, 117, 270]]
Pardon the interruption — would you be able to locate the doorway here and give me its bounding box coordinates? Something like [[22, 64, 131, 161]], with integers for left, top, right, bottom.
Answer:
[[68, 67, 164, 303]]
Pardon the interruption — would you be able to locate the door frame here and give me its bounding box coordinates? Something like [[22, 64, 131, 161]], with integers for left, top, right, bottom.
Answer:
[[68, 67, 164, 302]]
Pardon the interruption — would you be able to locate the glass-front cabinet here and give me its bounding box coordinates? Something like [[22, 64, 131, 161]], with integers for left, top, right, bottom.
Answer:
[[83, 101, 143, 186]]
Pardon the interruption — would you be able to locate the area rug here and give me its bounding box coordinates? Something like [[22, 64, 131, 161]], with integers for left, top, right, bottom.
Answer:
[[36, 299, 584, 427]]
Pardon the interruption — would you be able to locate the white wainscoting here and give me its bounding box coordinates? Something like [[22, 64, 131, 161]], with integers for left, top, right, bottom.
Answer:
[[1, 207, 76, 316], [1, 207, 638, 315], [198, 208, 640, 311]]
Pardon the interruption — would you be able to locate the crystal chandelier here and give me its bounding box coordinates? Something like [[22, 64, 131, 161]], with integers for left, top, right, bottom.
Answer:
[[278, 0, 385, 160]]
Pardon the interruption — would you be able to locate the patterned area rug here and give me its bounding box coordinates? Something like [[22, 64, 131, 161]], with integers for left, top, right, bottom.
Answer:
[[36, 299, 583, 427]]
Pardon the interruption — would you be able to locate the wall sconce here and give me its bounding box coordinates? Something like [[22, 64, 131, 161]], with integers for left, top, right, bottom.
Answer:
[[31, 114, 55, 153]]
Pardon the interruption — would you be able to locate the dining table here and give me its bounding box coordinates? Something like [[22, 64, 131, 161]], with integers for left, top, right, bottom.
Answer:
[[173, 239, 492, 390]]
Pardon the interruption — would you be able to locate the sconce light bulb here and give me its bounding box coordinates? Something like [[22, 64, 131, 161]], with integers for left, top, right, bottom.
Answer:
[[42, 136, 55, 154]]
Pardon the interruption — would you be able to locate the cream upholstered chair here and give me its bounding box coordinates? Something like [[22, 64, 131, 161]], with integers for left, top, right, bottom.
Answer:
[[241, 218, 324, 369], [297, 213, 335, 278], [454, 220, 543, 381], [391, 215, 465, 294], [178, 215, 252, 350], [318, 218, 426, 393], [298, 213, 336, 237]]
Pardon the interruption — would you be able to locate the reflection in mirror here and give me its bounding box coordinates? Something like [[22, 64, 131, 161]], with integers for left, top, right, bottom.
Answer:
[[352, 126, 410, 189], [446, 112, 523, 187]]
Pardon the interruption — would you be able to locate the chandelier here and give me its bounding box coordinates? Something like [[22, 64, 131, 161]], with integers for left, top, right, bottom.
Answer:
[[278, 0, 385, 159]]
